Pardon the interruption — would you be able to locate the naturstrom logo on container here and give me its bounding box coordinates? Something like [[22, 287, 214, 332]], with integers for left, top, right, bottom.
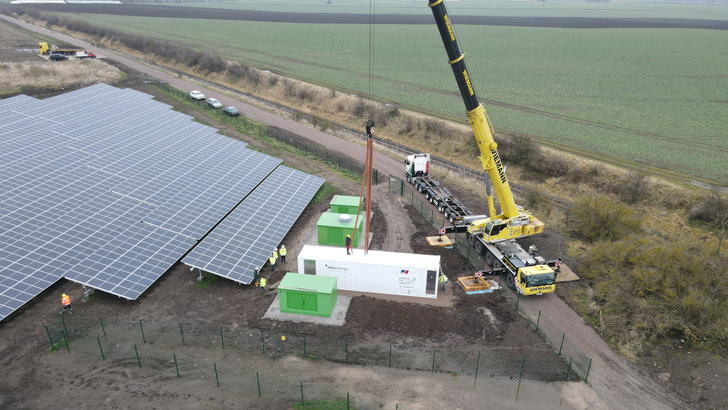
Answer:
[[400, 270, 409, 274], [325, 264, 349, 272]]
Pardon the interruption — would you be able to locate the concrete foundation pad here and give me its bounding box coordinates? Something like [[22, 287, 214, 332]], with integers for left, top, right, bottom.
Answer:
[[263, 294, 352, 326]]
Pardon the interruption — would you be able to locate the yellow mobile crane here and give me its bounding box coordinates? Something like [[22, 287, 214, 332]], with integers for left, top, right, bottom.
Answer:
[[428, 0, 556, 294]]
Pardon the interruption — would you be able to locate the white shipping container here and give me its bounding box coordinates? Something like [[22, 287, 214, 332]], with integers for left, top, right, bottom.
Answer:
[[297, 245, 440, 298]]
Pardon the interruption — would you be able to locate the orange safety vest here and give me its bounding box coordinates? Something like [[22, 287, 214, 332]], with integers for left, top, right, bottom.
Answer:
[[62, 295, 71, 306]]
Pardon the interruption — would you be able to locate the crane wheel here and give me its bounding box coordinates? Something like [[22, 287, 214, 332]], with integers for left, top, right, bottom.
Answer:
[[474, 240, 483, 255], [506, 273, 516, 290], [485, 252, 494, 266]]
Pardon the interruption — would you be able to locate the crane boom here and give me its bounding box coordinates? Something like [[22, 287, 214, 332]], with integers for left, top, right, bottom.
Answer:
[[428, 0, 542, 242]]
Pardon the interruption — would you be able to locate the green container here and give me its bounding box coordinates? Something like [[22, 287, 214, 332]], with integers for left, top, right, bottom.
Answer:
[[278, 273, 337, 317], [330, 195, 363, 215], [316, 212, 363, 247]]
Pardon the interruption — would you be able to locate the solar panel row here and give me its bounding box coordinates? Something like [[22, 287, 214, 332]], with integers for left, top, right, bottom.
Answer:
[[0, 83, 325, 322], [183, 166, 324, 284]]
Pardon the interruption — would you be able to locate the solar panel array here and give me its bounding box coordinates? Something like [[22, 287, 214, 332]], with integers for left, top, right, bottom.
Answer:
[[1, 84, 322, 322], [184, 166, 324, 284]]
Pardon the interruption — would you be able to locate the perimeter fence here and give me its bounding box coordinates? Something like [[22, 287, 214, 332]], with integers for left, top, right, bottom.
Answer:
[[151, 81, 378, 185], [45, 315, 578, 382], [387, 173, 593, 382]]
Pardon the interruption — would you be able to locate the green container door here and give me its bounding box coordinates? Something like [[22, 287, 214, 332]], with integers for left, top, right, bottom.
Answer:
[[286, 292, 318, 312]]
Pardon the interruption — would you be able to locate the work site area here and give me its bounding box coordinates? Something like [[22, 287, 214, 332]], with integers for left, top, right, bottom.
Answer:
[[1, 1, 727, 409]]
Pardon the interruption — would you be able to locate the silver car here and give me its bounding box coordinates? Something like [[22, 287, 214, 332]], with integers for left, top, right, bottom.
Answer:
[[206, 98, 222, 109]]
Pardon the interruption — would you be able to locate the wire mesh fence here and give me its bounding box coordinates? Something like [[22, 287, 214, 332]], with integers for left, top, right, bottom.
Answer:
[[45, 315, 580, 384], [387, 173, 594, 381]]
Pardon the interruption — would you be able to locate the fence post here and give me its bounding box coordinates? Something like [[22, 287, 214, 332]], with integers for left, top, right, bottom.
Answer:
[[256, 371, 261, 397], [134, 344, 141, 368], [535, 311, 541, 333], [99, 318, 107, 340], [388, 344, 392, 368], [62, 329, 70, 353], [61, 314, 68, 337], [173, 353, 179, 377], [558, 333, 565, 356], [220, 326, 225, 349], [45, 325, 53, 348], [585, 358, 593, 383], [179, 322, 185, 346], [516, 356, 526, 400], [474, 351, 481, 388], [300, 381, 305, 407], [97, 337, 105, 360], [139, 320, 146, 343], [400, 180, 404, 196], [431, 348, 436, 374], [214, 362, 220, 387], [566, 357, 573, 381]]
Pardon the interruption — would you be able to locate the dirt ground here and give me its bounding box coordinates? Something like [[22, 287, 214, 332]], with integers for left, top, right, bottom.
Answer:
[[1, 16, 727, 409]]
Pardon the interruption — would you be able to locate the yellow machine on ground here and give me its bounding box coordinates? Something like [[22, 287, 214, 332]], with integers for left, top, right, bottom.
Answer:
[[428, 0, 556, 294]]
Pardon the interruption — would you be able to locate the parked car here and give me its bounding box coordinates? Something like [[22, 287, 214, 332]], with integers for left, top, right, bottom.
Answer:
[[75, 51, 97, 59], [207, 98, 222, 109], [223, 106, 239, 117], [48, 54, 68, 61], [189, 90, 205, 100]]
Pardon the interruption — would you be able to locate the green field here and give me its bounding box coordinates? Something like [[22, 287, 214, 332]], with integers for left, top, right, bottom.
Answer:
[[168, 0, 728, 21], [55, 3, 728, 183]]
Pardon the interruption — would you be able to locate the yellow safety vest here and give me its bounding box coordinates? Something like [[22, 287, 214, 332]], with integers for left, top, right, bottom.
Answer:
[[273, 250, 278, 259], [269, 256, 275, 264], [440, 275, 448, 283], [260, 278, 267, 287], [279, 247, 286, 256]]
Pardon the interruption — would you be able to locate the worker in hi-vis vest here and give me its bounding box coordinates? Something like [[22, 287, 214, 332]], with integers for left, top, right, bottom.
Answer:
[[440, 274, 448, 293], [60, 293, 72, 315], [260, 277, 267, 291], [279, 245, 286, 264], [269, 254, 276, 272]]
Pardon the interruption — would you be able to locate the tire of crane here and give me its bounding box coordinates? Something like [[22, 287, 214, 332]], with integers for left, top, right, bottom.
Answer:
[[474, 239, 484, 255], [449, 214, 455, 224], [468, 234, 475, 246], [485, 251, 494, 267], [506, 273, 516, 290], [438, 205, 444, 213]]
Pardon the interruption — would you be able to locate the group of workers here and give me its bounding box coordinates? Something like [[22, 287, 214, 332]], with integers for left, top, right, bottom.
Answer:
[[254, 244, 287, 291]]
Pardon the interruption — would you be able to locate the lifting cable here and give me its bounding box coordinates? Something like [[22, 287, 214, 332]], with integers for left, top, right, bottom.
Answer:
[[351, 0, 376, 254]]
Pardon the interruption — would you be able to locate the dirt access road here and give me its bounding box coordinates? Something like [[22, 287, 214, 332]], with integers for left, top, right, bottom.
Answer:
[[1, 14, 686, 409]]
